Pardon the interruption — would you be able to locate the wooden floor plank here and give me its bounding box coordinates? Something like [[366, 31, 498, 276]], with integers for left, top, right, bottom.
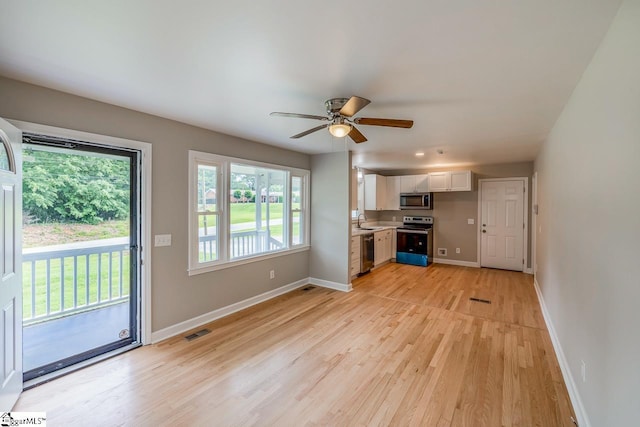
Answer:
[[15, 263, 575, 426]]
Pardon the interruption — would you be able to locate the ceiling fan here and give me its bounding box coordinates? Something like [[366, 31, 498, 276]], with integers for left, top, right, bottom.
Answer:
[[270, 96, 413, 143]]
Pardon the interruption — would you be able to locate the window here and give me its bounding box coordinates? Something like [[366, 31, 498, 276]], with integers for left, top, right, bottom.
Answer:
[[189, 151, 309, 274], [291, 175, 303, 246], [196, 162, 220, 263]]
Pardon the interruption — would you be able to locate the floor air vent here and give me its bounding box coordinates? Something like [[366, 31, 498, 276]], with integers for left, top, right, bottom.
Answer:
[[302, 286, 315, 291], [185, 329, 211, 341], [470, 297, 492, 304]]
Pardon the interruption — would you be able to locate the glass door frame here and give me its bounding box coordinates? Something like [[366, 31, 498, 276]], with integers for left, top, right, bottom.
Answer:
[[10, 120, 152, 387]]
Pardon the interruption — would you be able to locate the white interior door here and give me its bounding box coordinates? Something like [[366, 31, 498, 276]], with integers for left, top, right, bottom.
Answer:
[[0, 118, 22, 410], [480, 180, 524, 271]]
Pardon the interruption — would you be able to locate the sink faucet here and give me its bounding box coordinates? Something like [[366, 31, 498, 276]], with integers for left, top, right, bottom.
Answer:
[[357, 213, 366, 228]]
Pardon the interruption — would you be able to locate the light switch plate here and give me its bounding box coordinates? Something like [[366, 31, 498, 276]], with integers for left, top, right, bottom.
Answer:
[[468, 218, 475, 225], [155, 234, 172, 247]]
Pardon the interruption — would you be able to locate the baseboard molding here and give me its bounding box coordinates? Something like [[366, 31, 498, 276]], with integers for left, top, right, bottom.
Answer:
[[433, 258, 480, 268], [533, 278, 590, 427], [151, 278, 309, 343], [308, 277, 352, 292], [524, 267, 533, 274]]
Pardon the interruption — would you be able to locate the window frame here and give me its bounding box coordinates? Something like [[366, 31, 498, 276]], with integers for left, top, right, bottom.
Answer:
[[289, 173, 308, 248], [188, 150, 310, 275]]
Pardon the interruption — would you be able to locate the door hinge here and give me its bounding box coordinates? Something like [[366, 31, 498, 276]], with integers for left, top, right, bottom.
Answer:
[[523, 259, 525, 264]]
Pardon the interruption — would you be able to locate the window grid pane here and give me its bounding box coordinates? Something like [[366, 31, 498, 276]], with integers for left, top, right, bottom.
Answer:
[[230, 164, 287, 259], [291, 176, 303, 246], [198, 214, 219, 263], [197, 164, 217, 212], [292, 211, 302, 246]]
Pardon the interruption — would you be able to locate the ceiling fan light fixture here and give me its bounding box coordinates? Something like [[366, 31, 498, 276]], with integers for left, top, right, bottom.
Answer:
[[328, 123, 352, 138]]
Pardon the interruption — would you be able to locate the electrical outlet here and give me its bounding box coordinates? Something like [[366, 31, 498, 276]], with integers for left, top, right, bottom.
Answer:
[[467, 218, 475, 225], [154, 234, 172, 247], [456, 248, 461, 254], [269, 270, 275, 279], [438, 248, 447, 256], [581, 360, 586, 382], [392, 216, 396, 222]]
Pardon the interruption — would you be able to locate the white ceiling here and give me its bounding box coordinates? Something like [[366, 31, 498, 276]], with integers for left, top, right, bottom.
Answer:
[[0, 1, 621, 170]]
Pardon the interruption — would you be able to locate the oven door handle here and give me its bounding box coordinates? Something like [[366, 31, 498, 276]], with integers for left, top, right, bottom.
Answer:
[[397, 229, 429, 234]]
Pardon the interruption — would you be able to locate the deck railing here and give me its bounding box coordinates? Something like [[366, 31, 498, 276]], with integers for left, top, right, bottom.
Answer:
[[22, 242, 130, 326], [199, 230, 284, 260], [23, 230, 284, 326]]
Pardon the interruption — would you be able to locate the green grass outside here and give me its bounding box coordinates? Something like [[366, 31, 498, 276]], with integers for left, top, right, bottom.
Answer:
[[198, 203, 299, 228], [23, 252, 130, 321], [23, 203, 301, 318]]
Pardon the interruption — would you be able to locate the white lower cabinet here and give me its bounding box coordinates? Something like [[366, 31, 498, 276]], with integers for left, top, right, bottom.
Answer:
[[374, 229, 394, 267], [374, 231, 385, 266], [351, 236, 361, 277], [391, 229, 396, 259]]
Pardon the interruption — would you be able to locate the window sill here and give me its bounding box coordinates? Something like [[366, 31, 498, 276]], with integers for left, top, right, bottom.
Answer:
[[187, 245, 311, 276]]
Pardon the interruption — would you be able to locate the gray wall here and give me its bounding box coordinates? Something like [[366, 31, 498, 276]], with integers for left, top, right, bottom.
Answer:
[[310, 151, 351, 285], [0, 77, 311, 332], [535, 1, 639, 425], [375, 162, 533, 266]]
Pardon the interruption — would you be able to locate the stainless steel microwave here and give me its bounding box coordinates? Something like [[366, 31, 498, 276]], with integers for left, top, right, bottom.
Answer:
[[399, 193, 433, 210]]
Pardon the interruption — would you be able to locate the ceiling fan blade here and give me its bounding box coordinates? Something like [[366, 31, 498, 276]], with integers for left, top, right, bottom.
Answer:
[[290, 124, 329, 139], [270, 112, 329, 121], [339, 96, 371, 117], [354, 117, 414, 128], [348, 126, 367, 143]]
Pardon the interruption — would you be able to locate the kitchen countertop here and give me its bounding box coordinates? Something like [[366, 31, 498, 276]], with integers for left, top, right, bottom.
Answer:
[[351, 222, 400, 237]]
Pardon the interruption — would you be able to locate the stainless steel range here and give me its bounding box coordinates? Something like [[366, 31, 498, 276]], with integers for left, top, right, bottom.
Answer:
[[396, 216, 434, 267]]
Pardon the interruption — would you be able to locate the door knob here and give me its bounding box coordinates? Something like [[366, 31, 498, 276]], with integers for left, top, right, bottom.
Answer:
[[482, 230, 486, 233]]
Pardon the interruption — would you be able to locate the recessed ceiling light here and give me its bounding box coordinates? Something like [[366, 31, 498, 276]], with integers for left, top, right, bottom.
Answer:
[[415, 152, 425, 157]]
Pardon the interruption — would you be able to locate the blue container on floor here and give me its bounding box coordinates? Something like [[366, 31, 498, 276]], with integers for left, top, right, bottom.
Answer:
[[396, 252, 429, 267]]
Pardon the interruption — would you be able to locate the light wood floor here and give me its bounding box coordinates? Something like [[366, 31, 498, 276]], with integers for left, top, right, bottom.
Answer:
[[15, 264, 576, 426]]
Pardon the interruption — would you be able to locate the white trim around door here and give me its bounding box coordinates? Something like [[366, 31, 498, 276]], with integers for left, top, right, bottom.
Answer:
[[477, 177, 529, 272], [8, 120, 153, 345]]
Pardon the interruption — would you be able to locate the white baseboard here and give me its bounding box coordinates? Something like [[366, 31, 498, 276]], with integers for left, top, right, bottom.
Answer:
[[524, 267, 533, 274], [533, 278, 590, 427], [433, 258, 480, 268], [308, 277, 352, 292], [151, 278, 308, 343]]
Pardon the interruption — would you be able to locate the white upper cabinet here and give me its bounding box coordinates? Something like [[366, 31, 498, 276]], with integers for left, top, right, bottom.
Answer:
[[385, 176, 401, 210], [428, 170, 473, 192], [364, 174, 387, 211], [428, 172, 448, 191], [400, 174, 429, 193], [450, 170, 472, 191], [415, 175, 430, 192]]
